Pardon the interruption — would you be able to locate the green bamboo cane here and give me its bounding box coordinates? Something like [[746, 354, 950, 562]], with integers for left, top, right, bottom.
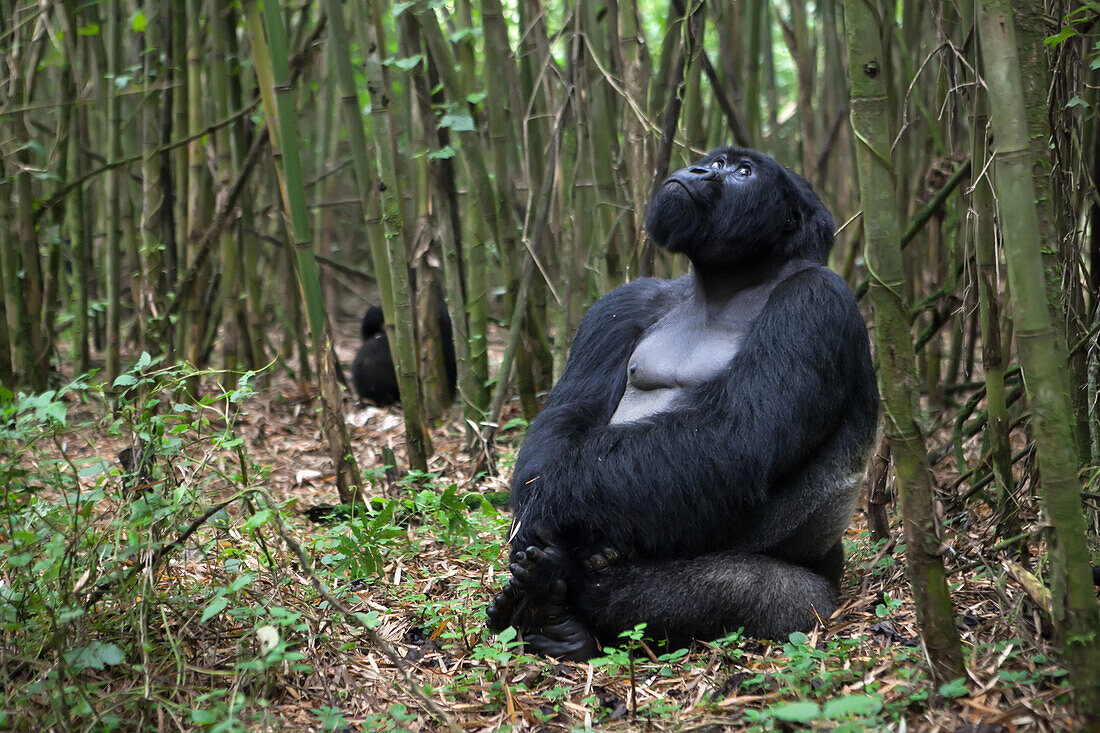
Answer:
[[1012, 3, 1090, 460], [619, 0, 653, 254], [322, 0, 393, 329], [181, 0, 205, 368], [969, 65, 1017, 538], [844, 0, 964, 686], [978, 0, 1100, 720], [243, 0, 363, 498], [480, 0, 542, 416], [105, 0, 122, 384], [580, 0, 628, 284], [394, 9, 477, 429], [211, 0, 240, 384], [358, 0, 432, 471], [415, 1, 497, 423], [744, 0, 764, 148]]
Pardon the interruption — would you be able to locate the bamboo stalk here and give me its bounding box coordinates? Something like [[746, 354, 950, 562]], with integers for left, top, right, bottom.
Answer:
[[979, 1, 1100, 719], [104, 0, 123, 383], [845, 0, 964, 686], [358, 0, 432, 470], [244, 0, 364, 496], [969, 60, 1018, 539]]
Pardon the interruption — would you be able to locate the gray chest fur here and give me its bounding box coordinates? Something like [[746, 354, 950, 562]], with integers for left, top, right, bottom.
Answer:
[[610, 274, 782, 425]]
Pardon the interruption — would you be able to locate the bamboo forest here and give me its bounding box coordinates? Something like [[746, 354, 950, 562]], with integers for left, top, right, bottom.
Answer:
[[3, 0, 1100, 729]]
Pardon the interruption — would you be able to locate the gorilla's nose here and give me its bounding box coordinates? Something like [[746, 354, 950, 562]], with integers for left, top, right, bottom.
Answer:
[[687, 166, 719, 180]]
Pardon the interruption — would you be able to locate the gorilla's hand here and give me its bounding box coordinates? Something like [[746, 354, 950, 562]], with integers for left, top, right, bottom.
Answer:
[[583, 544, 625, 573]]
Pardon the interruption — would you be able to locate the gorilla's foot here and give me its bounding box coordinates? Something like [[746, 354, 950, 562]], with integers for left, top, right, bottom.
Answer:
[[487, 540, 570, 633], [485, 578, 523, 632], [519, 578, 598, 661], [510, 542, 570, 605]]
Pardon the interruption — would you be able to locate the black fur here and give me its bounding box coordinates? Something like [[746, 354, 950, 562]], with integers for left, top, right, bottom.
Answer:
[[350, 304, 457, 406], [488, 147, 879, 659]]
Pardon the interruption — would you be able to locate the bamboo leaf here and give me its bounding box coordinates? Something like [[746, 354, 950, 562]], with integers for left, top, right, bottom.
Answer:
[[1043, 27, 1076, 47], [439, 111, 476, 131]]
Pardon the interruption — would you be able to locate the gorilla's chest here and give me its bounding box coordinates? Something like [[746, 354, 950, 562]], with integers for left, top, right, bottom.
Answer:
[[609, 285, 773, 425]]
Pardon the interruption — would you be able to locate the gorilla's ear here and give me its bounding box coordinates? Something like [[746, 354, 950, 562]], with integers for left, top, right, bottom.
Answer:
[[782, 171, 834, 264]]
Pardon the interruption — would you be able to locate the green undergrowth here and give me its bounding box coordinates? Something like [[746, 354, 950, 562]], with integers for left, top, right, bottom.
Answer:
[[0, 362, 1073, 730]]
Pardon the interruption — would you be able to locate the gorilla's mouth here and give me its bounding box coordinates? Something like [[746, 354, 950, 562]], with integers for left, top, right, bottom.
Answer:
[[664, 178, 699, 204]]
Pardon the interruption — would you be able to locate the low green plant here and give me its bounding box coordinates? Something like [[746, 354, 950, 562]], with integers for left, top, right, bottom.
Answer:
[[0, 360, 295, 728]]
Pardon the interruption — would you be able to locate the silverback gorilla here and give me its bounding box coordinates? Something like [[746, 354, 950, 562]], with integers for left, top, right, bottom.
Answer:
[[485, 147, 879, 660]]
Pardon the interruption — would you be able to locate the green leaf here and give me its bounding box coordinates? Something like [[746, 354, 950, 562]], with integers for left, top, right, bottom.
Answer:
[[428, 145, 456, 160], [65, 641, 125, 670], [438, 112, 475, 132], [45, 401, 68, 425], [450, 27, 482, 43], [79, 461, 110, 478], [131, 11, 147, 32], [1044, 27, 1076, 47], [78, 24, 100, 36], [788, 630, 810, 645], [201, 596, 229, 623], [822, 694, 882, 718], [394, 54, 422, 71], [938, 677, 969, 698], [113, 374, 138, 387], [769, 701, 821, 723], [1067, 95, 1088, 109], [191, 710, 218, 725], [243, 509, 272, 531]]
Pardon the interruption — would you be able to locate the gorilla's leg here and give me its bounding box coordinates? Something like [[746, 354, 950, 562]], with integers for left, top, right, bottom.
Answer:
[[575, 552, 839, 647]]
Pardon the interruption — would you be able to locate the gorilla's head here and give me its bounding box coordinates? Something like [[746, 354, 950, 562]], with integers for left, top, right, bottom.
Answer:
[[360, 305, 386, 341], [645, 147, 834, 269]]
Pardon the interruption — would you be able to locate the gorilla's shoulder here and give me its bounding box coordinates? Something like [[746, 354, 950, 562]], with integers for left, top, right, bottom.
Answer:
[[599, 276, 682, 306], [581, 277, 681, 327], [775, 263, 858, 305], [768, 264, 867, 341]]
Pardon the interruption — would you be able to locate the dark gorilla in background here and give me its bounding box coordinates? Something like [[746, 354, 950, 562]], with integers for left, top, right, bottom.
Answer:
[[486, 147, 879, 660], [351, 304, 457, 406]]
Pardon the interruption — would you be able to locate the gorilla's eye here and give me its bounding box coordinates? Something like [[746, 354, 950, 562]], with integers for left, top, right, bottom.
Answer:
[[736, 163, 752, 177], [710, 158, 725, 170]]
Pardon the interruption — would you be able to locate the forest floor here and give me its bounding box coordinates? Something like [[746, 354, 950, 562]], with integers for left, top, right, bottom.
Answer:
[[0, 316, 1089, 732]]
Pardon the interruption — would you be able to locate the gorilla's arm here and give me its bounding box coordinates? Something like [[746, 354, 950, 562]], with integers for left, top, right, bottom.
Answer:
[[511, 278, 673, 501], [511, 267, 876, 558]]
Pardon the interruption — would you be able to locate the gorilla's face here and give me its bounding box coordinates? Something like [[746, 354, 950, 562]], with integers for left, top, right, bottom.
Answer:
[[645, 147, 834, 268]]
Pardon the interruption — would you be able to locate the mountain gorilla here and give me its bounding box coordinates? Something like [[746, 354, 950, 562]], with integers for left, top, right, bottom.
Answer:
[[486, 147, 879, 660], [351, 304, 457, 406]]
